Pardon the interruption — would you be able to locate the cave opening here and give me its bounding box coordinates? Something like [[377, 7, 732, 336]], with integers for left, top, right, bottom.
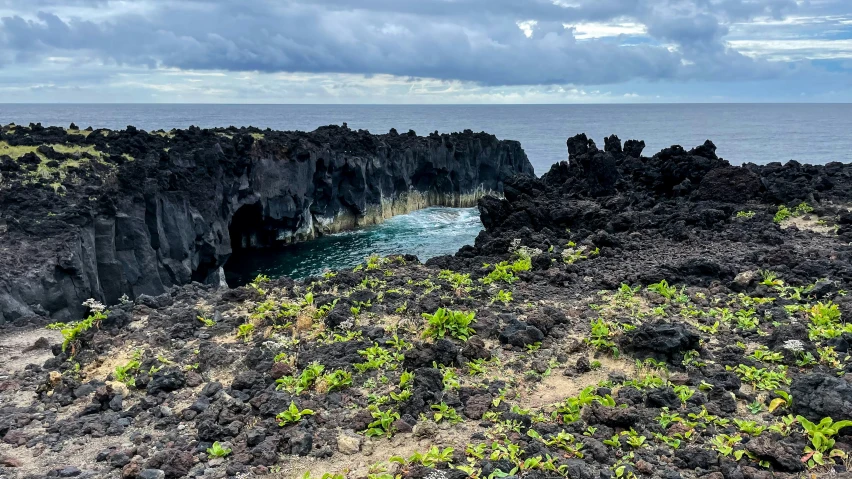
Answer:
[[229, 202, 277, 251]]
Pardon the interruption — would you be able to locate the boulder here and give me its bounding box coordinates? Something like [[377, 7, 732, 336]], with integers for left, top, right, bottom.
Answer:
[[791, 373, 852, 422]]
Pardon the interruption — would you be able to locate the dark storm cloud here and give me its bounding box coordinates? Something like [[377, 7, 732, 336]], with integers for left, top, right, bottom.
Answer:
[[0, 0, 813, 86]]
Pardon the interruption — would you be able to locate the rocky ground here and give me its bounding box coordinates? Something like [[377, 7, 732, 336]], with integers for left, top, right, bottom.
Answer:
[[2, 133, 852, 479]]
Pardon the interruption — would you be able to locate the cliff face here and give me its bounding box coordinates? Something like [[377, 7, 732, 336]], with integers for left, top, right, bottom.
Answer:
[[0, 124, 533, 323]]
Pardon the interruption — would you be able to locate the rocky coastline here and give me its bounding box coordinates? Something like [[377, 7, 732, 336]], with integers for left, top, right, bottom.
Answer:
[[0, 123, 532, 322], [2, 130, 852, 479]]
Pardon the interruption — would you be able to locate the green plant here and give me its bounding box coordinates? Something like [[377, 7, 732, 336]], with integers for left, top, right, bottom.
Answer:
[[734, 419, 766, 436], [647, 280, 678, 301], [735, 308, 759, 330], [729, 364, 791, 391], [277, 402, 315, 426], [602, 434, 622, 448], [432, 403, 462, 423], [656, 408, 682, 428], [807, 301, 851, 340], [751, 345, 784, 363], [197, 315, 215, 327], [114, 356, 141, 388], [622, 429, 647, 448], [774, 205, 792, 223], [759, 270, 784, 288], [355, 344, 395, 372], [587, 318, 619, 357], [61, 307, 108, 354], [491, 290, 513, 305], [769, 390, 792, 412], [323, 370, 352, 392], [206, 441, 232, 458], [249, 274, 270, 295], [795, 202, 814, 215], [652, 433, 682, 449], [468, 358, 488, 376], [710, 433, 743, 458], [736, 210, 756, 219], [422, 308, 476, 341], [797, 415, 852, 468], [480, 257, 530, 285], [276, 361, 326, 394], [236, 323, 254, 342], [673, 385, 694, 404], [747, 400, 764, 414], [363, 409, 400, 438], [439, 269, 472, 292]]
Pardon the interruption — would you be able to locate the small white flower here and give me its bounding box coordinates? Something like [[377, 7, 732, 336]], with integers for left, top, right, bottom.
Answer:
[[82, 298, 106, 313], [425, 471, 448, 479], [782, 339, 805, 352]]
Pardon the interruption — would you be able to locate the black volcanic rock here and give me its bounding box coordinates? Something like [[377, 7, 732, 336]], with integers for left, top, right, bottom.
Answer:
[[0, 124, 533, 322]]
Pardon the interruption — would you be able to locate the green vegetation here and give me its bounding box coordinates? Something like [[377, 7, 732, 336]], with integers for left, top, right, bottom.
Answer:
[[277, 402, 315, 426], [206, 441, 232, 458], [422, 308, 476, 341]]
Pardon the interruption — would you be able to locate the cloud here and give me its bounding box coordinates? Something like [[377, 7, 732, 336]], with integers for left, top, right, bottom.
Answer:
[[0, 0, 849, 102], [0, 0, 812, 84]]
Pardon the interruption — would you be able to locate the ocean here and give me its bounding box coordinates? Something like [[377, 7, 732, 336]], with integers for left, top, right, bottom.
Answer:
[[3, 103, 851, 174], [4, 103, 850, 280]]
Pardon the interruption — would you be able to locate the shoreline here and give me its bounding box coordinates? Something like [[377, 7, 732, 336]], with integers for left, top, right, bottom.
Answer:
[[1, 131, 852, 479]]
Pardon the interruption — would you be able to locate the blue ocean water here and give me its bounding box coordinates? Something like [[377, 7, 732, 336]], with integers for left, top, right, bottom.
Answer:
[[224, 207, 483, 282], [3, 103, 852, 174], [4, 103, 851, 280]]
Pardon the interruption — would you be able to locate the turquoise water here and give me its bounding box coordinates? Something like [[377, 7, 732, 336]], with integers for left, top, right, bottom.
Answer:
[[223, 207, 482, 283]]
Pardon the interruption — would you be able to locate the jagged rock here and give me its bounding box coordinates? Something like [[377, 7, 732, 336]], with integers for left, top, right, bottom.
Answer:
[[0, 125, 533, 322], [145, 449, 193, 478], [694, 167, 761, 203], [620, 323, 700, 364], [744, 436, 804, 472], [498, 319, 544, 348], [791, 373, 852, 422]]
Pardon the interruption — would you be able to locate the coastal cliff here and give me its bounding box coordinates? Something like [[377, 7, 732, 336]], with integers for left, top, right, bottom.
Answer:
[[1, 134, 852, 479], [0, 123, 533, 322]]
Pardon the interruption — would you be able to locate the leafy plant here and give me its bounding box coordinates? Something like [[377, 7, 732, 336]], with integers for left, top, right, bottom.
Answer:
[[363, 409, 400, 438], [236, 323, 254, 342], [736, 210, 756, 219], [602, 434, 622, 448], [769, 390, 792, 413], [323, 370, 352, 392], [729, 364, 790, 391], [480, 257, 530, 285], [432, 403, 462, 424], [114, 356, 141, 388], [249, 274, 270, 295], [207, 441, 232, 458], [797, 415, 852, 468], [277, 402, 315, 426], [491, 290, 513, 305], [197, 315, 215, 327], [647, 280, 678, 301], [587, 318, 619, 357], [61, 308, 108, 354], [774, 205, 792, 223], [734, 419, 766, 436], [422, 308, 476, 341], [276, 361, 326, 394]]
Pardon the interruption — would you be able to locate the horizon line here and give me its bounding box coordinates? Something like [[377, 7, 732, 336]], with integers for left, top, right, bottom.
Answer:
[[2, 102, 852, 106]]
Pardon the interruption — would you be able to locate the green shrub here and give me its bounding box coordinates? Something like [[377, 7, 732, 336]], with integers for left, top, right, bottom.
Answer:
[[206, 441, 232, 458], [422, 308, 475, 341]]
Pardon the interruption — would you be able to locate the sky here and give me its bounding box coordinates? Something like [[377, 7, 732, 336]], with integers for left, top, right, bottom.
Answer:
[[0, 0, 851, 103]]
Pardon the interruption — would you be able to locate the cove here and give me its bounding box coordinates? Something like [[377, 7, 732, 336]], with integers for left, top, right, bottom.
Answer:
[[223, 207, 483, 284]]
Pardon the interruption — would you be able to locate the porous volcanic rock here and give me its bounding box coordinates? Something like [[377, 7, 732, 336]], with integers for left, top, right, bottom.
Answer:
[[0, 124, 533, 322]]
